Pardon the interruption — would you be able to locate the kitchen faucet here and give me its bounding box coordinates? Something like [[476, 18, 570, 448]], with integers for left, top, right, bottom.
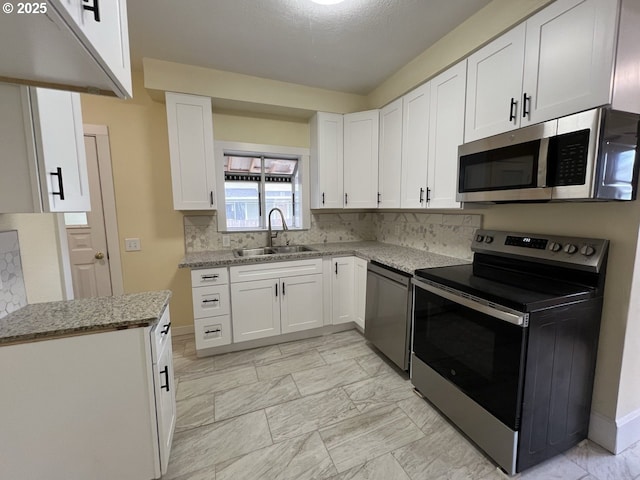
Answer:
[[267, 208, 288, 247]]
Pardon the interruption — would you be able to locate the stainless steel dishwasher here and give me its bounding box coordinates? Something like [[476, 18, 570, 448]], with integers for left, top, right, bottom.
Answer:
[[364, 261, 412, 371]]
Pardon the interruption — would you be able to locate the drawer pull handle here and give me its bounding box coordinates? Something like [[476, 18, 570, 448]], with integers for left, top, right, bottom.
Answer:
[[160, 366, 170, 392], [201, 274, 219, 280], [205, 328, 221, 334], [202, 299, 219, 304], [160, 322, 171, 335]]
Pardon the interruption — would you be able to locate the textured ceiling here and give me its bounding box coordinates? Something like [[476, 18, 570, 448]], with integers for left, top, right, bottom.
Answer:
[[128, 0, 491, 95]]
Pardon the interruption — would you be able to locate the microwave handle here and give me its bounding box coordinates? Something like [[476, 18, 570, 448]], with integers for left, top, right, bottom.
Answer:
[[537, 137, 549, 187]]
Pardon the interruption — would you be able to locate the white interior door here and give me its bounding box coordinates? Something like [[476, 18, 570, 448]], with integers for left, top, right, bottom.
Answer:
[[65, 135, 112, 298]]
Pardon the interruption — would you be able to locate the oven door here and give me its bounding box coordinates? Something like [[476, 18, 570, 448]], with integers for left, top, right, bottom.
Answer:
[[412, 278, 528, 430]]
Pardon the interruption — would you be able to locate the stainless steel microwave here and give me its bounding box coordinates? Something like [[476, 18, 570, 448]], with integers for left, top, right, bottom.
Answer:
[[457, 108, 640, 203]]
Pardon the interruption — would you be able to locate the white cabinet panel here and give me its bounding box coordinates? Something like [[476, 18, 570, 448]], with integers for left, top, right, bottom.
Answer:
[[280, 274, 324, 334], [166, 92, 217, 210], [522, 0, 618, 125], [378, 98, 403, 209], [192, 284, 230, 319], [153, 330, 176, 475], [310, 112, 344, 209], [195, 315, 232, 350], [401, 82, 430, 208], [465, 24, 526, 142], [354, 258, 367, 331], [343, 110, 379, 208], [331, 256, 355, 325], [427, 61, 466, 209], [230, 258, 322, 283], [191, 267, 229, 287], [231, 279, 281, 342]]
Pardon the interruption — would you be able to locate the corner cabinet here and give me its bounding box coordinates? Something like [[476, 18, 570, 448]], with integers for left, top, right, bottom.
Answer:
[[378, 98, 403, 208], [465, 0, 619, 142], [230, 259, 324, 342], [343, 110, 380, 209], [0, 84, 90, 213], [166, 92, 217, 210], [0, 0, 132, 98], [310, 112, 344, 209], [0, 307, 176, 480]]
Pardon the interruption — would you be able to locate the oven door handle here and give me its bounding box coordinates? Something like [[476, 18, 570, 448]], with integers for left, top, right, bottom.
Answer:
[[412, 278, 528, 327]]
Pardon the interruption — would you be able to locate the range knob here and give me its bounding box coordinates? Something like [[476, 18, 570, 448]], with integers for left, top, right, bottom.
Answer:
[[548, 242, 562, 252], [564, 244, 578, 254], [484, 236, 494, 244], [475, 234, 485, 243], [580, 245, 596, 257]]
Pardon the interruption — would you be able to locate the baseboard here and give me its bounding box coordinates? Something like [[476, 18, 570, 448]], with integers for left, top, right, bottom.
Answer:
[[171, 325, 194, 338], [589, 408, 640, 454]]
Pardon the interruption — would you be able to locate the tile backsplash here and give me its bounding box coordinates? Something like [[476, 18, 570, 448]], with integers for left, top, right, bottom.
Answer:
[[185, 211, 481, 260], [0, 230, 27, 319]]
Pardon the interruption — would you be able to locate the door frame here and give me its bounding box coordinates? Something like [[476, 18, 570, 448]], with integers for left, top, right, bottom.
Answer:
[[56, 124, 124, 299]]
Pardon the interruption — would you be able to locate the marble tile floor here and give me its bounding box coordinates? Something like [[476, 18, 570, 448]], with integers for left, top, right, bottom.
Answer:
[[168, 330, 640, 480]]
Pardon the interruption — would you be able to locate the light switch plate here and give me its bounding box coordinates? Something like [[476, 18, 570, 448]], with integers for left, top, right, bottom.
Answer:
[[125, 238, 141, 251]]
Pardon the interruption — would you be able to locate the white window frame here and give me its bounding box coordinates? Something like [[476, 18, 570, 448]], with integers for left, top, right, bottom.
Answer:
[[215, 141, 310, 232]]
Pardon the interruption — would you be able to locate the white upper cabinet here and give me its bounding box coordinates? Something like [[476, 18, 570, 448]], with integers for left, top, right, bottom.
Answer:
[[310, 112, 344, 209], [0, 84, 90, 213], [401, 82, 430, 208], [165, 92, 217, 210], [464, 24, 526, 142], [522, 0, 618, 125], [378, 98, 403, 209], [465, 0, 619, 142], [0, 0, 132, 98], [343, 110, 379, 209], [427, 60, 466, 209]]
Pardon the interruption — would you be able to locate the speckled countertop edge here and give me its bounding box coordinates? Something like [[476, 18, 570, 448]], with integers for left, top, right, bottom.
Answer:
[[0, 290, 172, 346], [179, 241, 470, 274]]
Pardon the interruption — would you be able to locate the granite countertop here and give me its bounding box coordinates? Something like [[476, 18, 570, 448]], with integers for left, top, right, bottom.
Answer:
[[0, 290, 172, 346], [179, 241, 469, 274]]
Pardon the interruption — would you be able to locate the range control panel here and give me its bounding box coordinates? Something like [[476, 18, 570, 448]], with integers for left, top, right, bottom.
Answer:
[[472, 230, 609, 272]]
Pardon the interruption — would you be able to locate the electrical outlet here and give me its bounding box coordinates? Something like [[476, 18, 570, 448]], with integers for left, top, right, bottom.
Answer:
[[222, 235, 230, 247], [125, 238, 141, 251]]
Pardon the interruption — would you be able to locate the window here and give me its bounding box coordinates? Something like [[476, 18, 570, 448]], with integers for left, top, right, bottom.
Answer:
[[216, 142, 309, 232]]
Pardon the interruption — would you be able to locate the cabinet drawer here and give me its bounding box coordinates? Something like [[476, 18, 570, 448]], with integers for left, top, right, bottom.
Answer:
[[191, 267, 228, 287], [194, 315, 232, 350], [192, 284, 230, 319], [151, 307, 171, 364], [230, 258, 323, 283]]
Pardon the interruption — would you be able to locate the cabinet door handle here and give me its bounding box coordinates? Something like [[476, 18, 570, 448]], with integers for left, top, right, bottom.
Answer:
[[282, 282, 285, 296], [522, 93, 530, 119], [509, 97, 517, 122], [275, 283, 278, 297], [322, 192, 325, 205], [258, 191, 262, 217], [210, 191, 214, 206], [344, 193, 348, 205], [419, 188, 424, 203], [82, 0, 101, 22], [426, 187, 431, 203], [335, 262, 338, 275], [50, 167, 65, 200], [377, 192, 381, 205], [160, 366, 170, 391], [161, 322, 171, 335]]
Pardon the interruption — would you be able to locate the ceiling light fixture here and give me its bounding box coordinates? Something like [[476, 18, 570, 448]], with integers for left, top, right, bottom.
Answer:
[[310, 0, 345, 5]]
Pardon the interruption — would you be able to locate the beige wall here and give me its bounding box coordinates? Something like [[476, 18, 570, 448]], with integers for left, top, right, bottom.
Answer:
[[0, 214, 64, 303], [213, 111, 309, 148]]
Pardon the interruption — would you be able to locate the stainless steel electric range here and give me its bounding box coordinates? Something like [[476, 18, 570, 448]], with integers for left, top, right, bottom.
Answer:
[[411, 229, 608, 475]]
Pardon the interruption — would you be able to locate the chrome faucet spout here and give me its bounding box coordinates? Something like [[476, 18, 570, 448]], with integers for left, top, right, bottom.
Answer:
[[267, 208, 289, 247]]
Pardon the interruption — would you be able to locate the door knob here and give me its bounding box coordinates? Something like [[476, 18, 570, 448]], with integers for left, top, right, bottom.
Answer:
[[95, 252, 105, 260]]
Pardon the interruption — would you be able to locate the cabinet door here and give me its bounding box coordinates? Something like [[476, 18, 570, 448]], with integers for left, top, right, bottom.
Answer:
[[31, 88, 91, 212], [280, 274, 324, 334], [343, 110, 379, 209], [166, 92, 217, 210], [331, 257, 355, 325], [310, 112, 344, 209], [231, 279, 281, 342], [401, 82, 430, 208], [522, 0, 618, 126], [154, 333, 176, 475], [378, 98, 403, 209], [354, 258, 367, 331], [427, 61, 466, 209], [465, 24, 526, 142]]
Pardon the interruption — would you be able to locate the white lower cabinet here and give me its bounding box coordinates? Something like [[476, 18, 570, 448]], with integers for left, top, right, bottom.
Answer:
[[331, 256, 355, 325], [354, 257, 368, 330], [230, 259, 324, 343], [0, 307, 175, 480], [191, 267, 232, 350]]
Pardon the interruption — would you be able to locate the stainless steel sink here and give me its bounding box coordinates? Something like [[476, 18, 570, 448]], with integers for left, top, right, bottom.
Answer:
[[233, 245, 314, 257], [271, 245, 313, 254], [233, 247, 276, 257]]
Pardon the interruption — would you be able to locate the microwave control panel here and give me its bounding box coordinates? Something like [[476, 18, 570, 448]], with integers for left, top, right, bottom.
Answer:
[[548, 130, 589, 186]]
